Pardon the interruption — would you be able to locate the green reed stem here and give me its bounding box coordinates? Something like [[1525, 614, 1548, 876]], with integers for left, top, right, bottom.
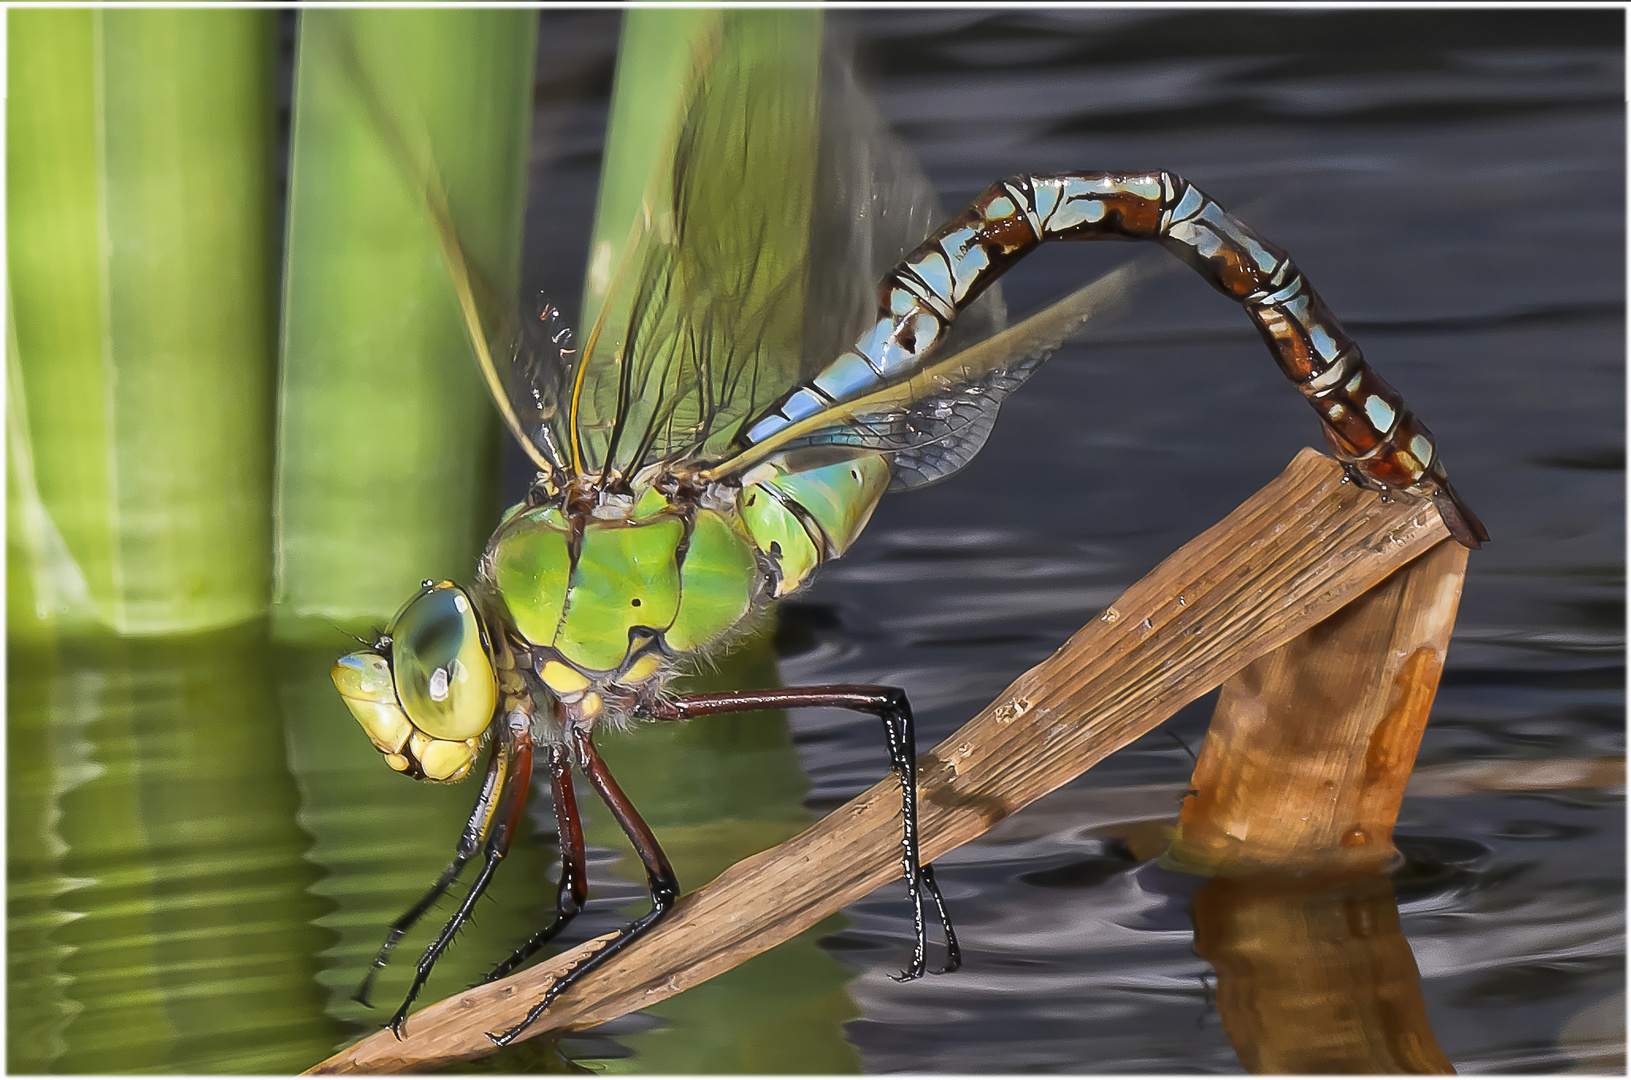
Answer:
[[274, 10, 536, 642], [8, 10, 279, 637]]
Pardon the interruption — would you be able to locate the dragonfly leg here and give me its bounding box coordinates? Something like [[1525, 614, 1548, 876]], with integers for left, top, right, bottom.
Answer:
[[353, 723, 514, 1009], [649, 685, 960, 981], [385, 717, 535, 1039], [476, 742, 588, 985], [488, 725, 678, 1046]]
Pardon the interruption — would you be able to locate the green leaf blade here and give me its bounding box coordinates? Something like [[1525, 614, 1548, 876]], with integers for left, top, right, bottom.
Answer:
[[8, 9, 281, 637], [273, 10, 537, 641]]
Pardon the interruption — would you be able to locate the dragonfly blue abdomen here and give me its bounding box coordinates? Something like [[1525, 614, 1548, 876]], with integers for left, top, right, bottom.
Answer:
[[742, 171, 1487, 549]]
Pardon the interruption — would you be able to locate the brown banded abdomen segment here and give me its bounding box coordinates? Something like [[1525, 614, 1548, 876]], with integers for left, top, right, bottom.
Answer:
[[916, 180, 1047, 307], [1311, 364, 1405, 459], [1158, 196, 1289, 299], [739, 169, 1485, 547], [1028, 173, 1476, 536], [1028, 172, 1167, 239], [1363, 412, 1441, 489], [1124, 172, 1481, 544], [1245, 277, 1355, 384]]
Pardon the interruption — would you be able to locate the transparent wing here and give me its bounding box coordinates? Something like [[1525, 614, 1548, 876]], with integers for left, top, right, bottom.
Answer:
[[420, 181, 571, 476], [549, 12, 1006, 481], [739, 254, 1168, 491], [494, 296, 574, 473], [558, 11, 823, 478], [800, 24, 1006, 384]]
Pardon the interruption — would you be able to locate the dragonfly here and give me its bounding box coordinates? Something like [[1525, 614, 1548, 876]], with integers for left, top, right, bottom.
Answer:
[[329, 11, 1486, 1048]]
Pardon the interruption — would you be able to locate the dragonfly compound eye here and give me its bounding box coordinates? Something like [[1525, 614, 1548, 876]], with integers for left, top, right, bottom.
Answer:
[[388, 582, 499, 744], [331, 583, 496, 784]]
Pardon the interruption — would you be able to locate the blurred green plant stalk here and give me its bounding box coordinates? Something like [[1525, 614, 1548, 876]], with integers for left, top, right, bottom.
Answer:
[[8, 9, 279, 639], [274, 10, 536, 643], [6, 10, 537, 644], [587, 7, 821, 311], [579, 7, 719, 332]]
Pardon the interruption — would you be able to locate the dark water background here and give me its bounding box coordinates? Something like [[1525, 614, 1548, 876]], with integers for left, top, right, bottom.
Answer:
[[8, 9, 1623, 1073]]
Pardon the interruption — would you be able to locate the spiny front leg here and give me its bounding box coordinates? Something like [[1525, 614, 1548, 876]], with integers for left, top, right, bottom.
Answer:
[[386, 718, 534, 1039], [477, 742, 588, 986], [353, 719, 513, 1010]]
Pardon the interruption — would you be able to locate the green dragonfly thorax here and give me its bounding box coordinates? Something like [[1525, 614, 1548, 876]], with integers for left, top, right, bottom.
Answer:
[[485, 450, 889, 718], [486, 480, 759, 690]]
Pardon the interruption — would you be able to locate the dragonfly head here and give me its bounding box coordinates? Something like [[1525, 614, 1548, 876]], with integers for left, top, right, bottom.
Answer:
[[331, 580, 498, 783]]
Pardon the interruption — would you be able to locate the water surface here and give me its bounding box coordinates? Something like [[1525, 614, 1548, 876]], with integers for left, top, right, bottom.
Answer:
[[8, 9, 1623, 1073]]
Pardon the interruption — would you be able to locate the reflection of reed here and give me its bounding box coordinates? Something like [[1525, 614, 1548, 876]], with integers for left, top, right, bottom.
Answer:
[[7, 633, 338, 1073], [1167, 539, 1469, 1073], [1193, 873, 1454, 1074]]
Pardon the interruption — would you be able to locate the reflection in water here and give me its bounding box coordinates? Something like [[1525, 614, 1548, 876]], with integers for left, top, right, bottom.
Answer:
[[1192, 873, 1454, 1075], [7, 632, 339, 1073], [9, 628, 865, 1074]]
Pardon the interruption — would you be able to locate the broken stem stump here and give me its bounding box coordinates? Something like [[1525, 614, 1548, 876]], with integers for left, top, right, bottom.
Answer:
[[1168, 538, 1469, 875], [1164, 534, 1469, 1073], [309, 448, 1455, 1073]]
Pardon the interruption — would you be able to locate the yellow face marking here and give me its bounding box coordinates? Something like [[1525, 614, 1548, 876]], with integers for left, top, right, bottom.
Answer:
[[351, 700, 412, 755], [541, 660, 592, 695], [579, 692, 604, 719], [385, 754, 410, 772], [618, 653, 663, 686], [418, 738, 473, 782]]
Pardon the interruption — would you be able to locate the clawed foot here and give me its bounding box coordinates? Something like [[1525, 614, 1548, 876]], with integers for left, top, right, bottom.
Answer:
[[890, 864, 961, 983], [484, 982, 558, 1047], [352, 963, 386, 1010], [1340, 462, 1392, 501]]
